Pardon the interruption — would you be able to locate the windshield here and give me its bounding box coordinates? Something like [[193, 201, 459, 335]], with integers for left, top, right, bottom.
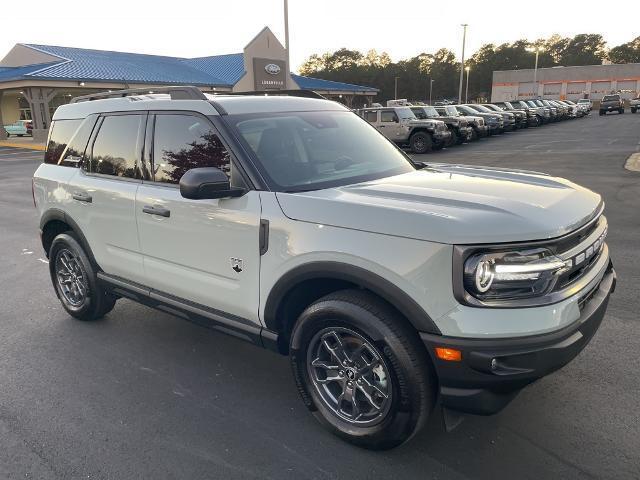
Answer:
[[443, 105, 459, 116], [396, 107, 416, 120], [456, 105, 477, 116], [526, 101, 537, 108], [577, 99, 590, 103], [411, 107, 438, 120], [469, 105, 493, 113], [227, 111, 415, 192], [483, 104, 502, 112]]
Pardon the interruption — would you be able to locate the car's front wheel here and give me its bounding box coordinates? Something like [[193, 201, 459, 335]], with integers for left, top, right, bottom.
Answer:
[[409, 131, 432, 154], [49, 232, 117, 321], [290, 290, 436, 450]]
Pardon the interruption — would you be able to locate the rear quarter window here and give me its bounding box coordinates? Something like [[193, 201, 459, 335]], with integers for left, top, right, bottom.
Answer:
[[45, 119, 83, 165]]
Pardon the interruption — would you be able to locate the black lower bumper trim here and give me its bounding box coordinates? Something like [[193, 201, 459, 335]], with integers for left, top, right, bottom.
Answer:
[[421, 264, 616, 415]]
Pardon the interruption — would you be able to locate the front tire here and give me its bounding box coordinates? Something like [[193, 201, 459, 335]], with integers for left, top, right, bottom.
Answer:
[[409, 131, 432, 154], [49, 233, 116, 321], [290, 290, 435, 450]]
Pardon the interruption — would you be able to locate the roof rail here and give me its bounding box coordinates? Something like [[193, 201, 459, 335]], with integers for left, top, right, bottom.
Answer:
[[70, 86, 207, 103], [223, 89, 326, 100]]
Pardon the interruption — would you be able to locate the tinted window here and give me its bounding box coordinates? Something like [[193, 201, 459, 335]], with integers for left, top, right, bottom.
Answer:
[[380, 110, 397, 122], [153, 114, 231, 184], [89, 115, 143, 178], [61, 115, 98, 168], [363, 111, 378, 122], [45, 119, 82, 165], [602, 95, 620, 102]]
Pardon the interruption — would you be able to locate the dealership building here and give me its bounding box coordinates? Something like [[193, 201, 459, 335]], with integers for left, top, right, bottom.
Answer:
[[491, 63, 640, 103], [0, 27, 377, 141]]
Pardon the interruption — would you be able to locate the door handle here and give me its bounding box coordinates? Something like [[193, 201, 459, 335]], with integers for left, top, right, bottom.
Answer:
[[72, 192, 92, 203], [142, 205, 170, 218]]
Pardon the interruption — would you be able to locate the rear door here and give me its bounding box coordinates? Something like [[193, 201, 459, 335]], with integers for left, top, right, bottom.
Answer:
[[65, 113, 146, 284], [135, 112, 262, 323]]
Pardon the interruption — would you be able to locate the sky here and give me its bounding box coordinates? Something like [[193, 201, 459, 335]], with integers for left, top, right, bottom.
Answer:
[[1, 0, 638, 72]]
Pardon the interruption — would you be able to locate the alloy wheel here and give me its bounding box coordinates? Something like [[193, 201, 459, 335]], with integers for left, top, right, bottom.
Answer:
[[55, 249, 87, 307], [307, 327, 393, 426]]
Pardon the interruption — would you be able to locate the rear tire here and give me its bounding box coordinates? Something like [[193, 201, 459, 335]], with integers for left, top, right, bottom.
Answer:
[[409, 131, 432, 154], [290, 290, 436, 450], [599, 110, 604, 116], [49, 232, 117, 321], [619, 108, 624, 114]]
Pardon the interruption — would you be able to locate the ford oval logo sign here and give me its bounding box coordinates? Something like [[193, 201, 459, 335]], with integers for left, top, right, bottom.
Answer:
[[265, 63, 281, 75]]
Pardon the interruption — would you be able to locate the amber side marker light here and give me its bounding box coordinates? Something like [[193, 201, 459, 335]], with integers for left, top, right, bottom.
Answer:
[[435, 347, 462, 362]]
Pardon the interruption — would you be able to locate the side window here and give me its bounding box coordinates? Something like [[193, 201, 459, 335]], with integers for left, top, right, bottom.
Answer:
[[61, 115, 98, 168], [44, 119, 82, 165], [364, 111, 378, 122], [152, 114, 231, 184], [380, 110, 398, 123], [89, 114, 143, 178]]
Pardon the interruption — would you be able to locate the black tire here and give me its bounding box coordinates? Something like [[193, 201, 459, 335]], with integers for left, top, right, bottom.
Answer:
[[447, 129, 459, 146], [470, 128, 478, 141], [599, 110, 604, 116], [408, 131, 432, 154], [632, 108, 637, 114], [289, 289, 435, 450], [619, 109, 624, 114], [49, 232, 116, 321]]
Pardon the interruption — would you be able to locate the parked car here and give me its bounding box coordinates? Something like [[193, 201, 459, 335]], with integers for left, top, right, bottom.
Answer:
[[34, 86, 616, 450], [453, 104, 504, 134], [629, 96, 639, 114], [434, 105, 489, 140], [4, 119, 33, 137], [464, 104, 516, 132], [358, 106, 451, 153], [599, 94, 624, 115], [410, 105, 473, 146], [483, 104, 528, 128], [577, 98, 593, 112], [526, 100, 552, 123], [559, 100, 586, 117], [505, 100, 546, 126]]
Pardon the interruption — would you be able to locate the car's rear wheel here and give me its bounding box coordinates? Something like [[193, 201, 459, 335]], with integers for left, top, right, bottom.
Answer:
[[49, 232, 116, 321], [290, 290, 436, 450]]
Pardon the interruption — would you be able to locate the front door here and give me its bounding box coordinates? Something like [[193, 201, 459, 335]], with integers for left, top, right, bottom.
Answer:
[[135, 112, 262, 323], [379, 109, 402, 140]]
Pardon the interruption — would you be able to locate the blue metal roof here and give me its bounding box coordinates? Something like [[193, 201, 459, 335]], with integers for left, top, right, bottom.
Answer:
[[292, 74, 378, 92], [0, 44, 377, 93], [181, 53, 245, 85]]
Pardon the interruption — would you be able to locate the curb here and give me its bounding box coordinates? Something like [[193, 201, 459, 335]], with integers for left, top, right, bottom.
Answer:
[[0, 141, 46, 151], [625, 153, 640, 172]]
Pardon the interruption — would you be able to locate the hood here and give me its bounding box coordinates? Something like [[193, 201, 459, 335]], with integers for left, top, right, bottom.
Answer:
[[406, 119, 441, 128], [276, 165, 602, 245]]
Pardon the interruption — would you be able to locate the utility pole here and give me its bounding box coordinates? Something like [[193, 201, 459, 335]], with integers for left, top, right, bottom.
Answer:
[[465, 66, 470, 103], [284, 0, 290, 89], [394, 76, 399, 100], [429, 79, 434, 104], [458, 24, 468, 104]]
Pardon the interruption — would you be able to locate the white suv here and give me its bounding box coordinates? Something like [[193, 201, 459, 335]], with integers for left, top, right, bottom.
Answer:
[[34, 86, 616, 450]]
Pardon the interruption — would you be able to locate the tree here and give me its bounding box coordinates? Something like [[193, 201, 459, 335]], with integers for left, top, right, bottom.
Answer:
[[558, 34, 607, 66], [609, 37, 640, 64]]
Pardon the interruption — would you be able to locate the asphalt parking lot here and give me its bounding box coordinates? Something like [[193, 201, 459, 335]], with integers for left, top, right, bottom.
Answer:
[[1, 112, 639, 479]]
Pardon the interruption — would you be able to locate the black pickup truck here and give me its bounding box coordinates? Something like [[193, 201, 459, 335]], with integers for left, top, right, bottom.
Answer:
[[599, 94, 624, 115]]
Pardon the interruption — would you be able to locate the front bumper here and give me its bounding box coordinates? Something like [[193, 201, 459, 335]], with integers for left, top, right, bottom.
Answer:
[[474, 125, 489, 137], [420, 262, 616, 415], [433, 129, 452, 144]]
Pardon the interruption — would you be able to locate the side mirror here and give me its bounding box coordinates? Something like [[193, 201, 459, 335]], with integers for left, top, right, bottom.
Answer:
[[179, 167, 244, 200], [393, 116, 399, 123]]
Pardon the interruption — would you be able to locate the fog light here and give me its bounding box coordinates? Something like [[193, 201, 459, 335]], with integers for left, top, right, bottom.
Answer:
[[435, 347, 462, 362]]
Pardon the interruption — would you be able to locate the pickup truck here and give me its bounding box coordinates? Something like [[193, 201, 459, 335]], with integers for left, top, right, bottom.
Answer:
[[599, 94, 624, 115], [3, 120, 33, 137]]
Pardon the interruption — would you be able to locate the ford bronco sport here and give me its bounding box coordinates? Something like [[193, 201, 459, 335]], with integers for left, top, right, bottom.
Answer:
[[34, 86, 616, 450]]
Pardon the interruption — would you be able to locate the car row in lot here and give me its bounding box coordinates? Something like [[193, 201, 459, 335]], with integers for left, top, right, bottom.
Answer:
[[356, 98, 589, 154], [3, 119, 33, 137]]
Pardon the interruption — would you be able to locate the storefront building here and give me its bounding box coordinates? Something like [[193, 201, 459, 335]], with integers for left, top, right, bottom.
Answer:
[[491, 63, 640, 103], [0, 27, 378, 141]]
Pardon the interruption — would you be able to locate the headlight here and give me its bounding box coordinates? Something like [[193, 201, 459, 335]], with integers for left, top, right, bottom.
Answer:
[[463, 248, 566, 301]]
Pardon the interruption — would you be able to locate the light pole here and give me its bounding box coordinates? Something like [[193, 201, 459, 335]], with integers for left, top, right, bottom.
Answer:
[[458, 24, 468, 104], [429, 79, 434, 104], [526, 46, 543, 99], [394, 76, 399, 100], [283, 0, 290, 89], [465, 66, 470, 103]]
